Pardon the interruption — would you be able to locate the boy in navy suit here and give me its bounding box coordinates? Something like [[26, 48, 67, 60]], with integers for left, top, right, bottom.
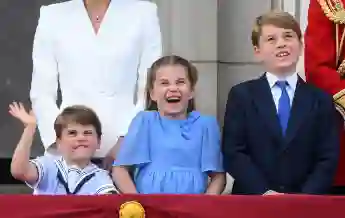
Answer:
[[222, 11, 339, 195]]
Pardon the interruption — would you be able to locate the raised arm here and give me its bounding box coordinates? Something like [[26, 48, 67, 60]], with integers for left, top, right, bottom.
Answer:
[[30, 6, 59, 149], [9, 102, 39, 185]]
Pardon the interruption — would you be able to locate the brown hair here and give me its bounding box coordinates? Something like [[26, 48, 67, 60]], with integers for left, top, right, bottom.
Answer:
[[251, 10, 302, 47], [145, 55, 198, 113], [54, 105, 102, 139]]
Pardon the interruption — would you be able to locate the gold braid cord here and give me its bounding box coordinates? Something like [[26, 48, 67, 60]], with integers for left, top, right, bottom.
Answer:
[[318, 0, 345, 118]]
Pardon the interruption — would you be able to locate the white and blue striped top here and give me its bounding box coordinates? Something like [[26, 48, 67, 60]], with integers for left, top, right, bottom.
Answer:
[[27, 156, 117, 195]]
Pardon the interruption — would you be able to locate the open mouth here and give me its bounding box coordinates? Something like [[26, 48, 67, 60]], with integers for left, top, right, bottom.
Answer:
[[166, 96, 181, 103], [276, 51, 290, 57]]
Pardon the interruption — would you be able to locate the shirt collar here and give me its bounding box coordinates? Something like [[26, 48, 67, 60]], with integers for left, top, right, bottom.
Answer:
[[55, 156, 99, 177], [265, 72, 298, 91]]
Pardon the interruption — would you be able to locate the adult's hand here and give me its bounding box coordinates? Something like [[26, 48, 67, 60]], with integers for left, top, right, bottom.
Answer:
[[102, 136, 124, 171]]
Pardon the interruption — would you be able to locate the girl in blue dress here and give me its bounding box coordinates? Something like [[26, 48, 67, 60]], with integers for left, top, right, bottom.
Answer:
[[112, 55, 225, 194]]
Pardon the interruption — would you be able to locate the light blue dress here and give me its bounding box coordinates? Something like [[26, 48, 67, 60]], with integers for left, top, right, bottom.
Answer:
[[113, 111, 223, 194]]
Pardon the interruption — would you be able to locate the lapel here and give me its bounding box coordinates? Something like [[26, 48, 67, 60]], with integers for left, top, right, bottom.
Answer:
[[252, 75, 283, 142], [283, 77, 313, 148], [74, 0, 131, 38], [55, 158, 68, 182], [252, 75, 313, 148], [73, 0, 114, 38]]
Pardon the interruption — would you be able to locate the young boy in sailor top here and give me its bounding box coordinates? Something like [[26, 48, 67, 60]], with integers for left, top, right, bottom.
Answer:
[[9, 102, 117, 195]]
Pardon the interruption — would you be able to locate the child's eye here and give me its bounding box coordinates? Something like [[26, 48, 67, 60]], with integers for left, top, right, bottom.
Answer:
[[67, 130, 77, 135], [177, 80, 185, 84], [84, 131, 93, 135]]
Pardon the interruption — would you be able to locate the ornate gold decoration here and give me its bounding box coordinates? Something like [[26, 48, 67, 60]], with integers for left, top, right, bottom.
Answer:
[[318, 0, 345, 23], [318, 0, 345, 74], [334, 89, 345, 118], [119, 201, 145, 218], [317, 0, 345, 118]]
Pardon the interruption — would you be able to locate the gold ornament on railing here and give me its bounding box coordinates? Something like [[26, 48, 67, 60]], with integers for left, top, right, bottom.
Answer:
[[119, 201, 145, 218]]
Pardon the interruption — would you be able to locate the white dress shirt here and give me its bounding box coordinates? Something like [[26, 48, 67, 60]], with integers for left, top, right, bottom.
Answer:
[[265, 72, 298, 111], [264, 72, 298, 195], [30, 0, 162, 157]]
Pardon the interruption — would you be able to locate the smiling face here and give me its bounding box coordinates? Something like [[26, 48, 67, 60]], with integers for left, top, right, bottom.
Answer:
[[254, 25, 302, 75], [149, 64, 194, 119], [251, 11, 303, 76]]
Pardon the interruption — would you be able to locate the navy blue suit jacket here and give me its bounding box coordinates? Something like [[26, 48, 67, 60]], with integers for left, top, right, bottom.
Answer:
[[222, 75, 340, 194]]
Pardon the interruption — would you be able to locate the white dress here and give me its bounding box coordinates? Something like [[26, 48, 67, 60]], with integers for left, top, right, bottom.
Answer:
[[30, 0, 162, 157]]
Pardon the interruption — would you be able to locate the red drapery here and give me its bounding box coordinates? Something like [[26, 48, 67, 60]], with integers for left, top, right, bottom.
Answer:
[[1, 194, 344, 218]]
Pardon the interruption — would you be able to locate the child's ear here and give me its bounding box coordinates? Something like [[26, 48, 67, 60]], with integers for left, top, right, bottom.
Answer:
[[298, 40, 304, 56], [189, 89, 195, 100], [54, 139, 61, 151], [253, 45, 262, 60], [96, 138, 101, 149], [149, 89, 156, 101]]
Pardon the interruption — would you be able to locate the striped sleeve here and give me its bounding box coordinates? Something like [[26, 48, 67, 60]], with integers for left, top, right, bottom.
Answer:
[[26, 155, 52, 190], [94, 170, 119, 194], [95, 184, 119, 194]]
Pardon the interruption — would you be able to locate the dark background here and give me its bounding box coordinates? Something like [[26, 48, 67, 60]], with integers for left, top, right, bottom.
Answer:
[[0, 0, 68, 183]]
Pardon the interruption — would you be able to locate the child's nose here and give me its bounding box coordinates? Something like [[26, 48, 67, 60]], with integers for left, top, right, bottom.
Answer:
[[76, 134, 87, 140], [168, 84, 179, 91], [276, 37, 287, 48]]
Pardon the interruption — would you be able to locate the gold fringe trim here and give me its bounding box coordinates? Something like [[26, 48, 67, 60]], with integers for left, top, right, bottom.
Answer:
[[334, 89, 345, 118]]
